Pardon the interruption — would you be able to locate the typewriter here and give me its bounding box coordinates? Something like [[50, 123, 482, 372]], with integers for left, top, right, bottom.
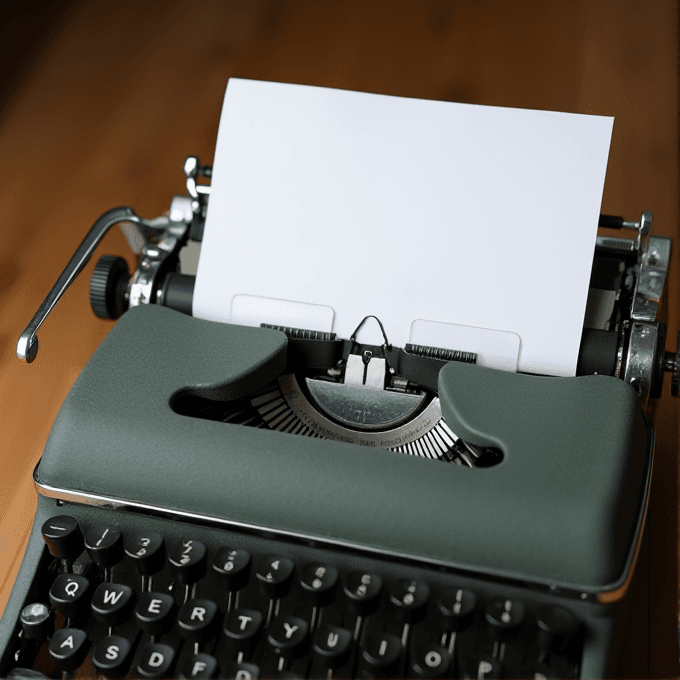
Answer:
[[1, 95, 678, 679]]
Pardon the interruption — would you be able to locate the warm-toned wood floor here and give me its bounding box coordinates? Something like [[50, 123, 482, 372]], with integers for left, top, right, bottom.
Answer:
[[0, 1, 678, 676]]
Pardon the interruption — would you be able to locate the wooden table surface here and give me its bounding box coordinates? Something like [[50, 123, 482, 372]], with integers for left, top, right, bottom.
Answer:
[[0, 1, 678, 676]]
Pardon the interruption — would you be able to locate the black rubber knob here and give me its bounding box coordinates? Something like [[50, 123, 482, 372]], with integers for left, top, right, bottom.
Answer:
[[90, 255, 130, 319]]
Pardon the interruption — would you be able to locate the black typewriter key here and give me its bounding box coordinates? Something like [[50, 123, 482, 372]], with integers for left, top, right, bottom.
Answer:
[[465, 656, 503, 680], [85, 525, 124, 578], [221, 662, 260, 680], [91, 634, 134, 677], [485, 598, 526, 659], [91, 582, 135, 626], [411, 643, 453, 678], [180, 652, 218, 679], [136, 642, 175, 678], [343, 571, 383, 614], [361, 631, 402, 676], [300, 563, 338, 605], [212, 547, 250, 609], [41, 515, 83, 569], [178, 598, 219, 645], [49, 573, 90, 621], [312, 624, 352, 666], [169, 539, 208, 596], [134, 592, 176, 637], [300, 562, 338, 632], [48, 627, 89, 672], [535, 604, 578, 662], [438, 587, 477, 632], [223, 607, 264, 658], [389, 578, 430, 622], [267, 615, 309, 659], [19, 602, 53, 640], [125, 531, 165, 586], [255, 554, 295, 599]]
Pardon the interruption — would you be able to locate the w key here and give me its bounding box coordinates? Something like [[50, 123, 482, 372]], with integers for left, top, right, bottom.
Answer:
[[91, 582, 134, 626]]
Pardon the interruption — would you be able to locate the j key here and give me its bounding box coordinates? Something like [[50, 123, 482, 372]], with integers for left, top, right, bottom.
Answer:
[[412, 644, 453, 678], [125, 531, 165, 577], [485, 598, 526, 643], [267, 615, 309, 658], [212, 547, 251, 592], [137, 642, 175, 678], [91, 582, 134, 625], [91, 634, 134, 677], [41, 516, 83, 562], [49, 573, 90, 620], [437, 588, 477, 632], [343, 571, 383, 615], [389, 579, 430, 622], [255, 555, 295, 599], [180, 652, 218, 679], [20, 602, 53, 640], [361, 632, 402, 676], [48, 627, 89, 673], [178, 598, 219, 643], [168, 539, 208, 585], [312, 624, 352, 666], [85, 525, 124, 570], [134, 592, 176, 636], [223, 608, 264, 656], [221, 662, 260, 680], [300, 563, 338, 606]]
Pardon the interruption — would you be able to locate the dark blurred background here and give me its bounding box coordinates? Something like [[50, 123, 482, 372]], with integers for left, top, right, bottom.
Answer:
[[0, 2, 678, 676]]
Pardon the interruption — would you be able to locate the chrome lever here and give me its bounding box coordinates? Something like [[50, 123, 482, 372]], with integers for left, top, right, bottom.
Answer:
[[16, 206, 142, 363]]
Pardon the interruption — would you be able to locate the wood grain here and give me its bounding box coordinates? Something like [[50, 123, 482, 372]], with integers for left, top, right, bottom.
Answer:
[[0, 1, 677, 675]]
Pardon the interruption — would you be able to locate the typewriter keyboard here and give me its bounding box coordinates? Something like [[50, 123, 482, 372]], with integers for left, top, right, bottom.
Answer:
[[4, 508, 584, 679]]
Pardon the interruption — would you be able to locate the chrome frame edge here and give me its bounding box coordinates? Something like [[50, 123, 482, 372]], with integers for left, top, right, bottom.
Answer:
[[33, 453, 648, 604]]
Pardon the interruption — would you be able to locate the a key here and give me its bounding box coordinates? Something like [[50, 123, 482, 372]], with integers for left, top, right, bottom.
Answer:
[[48, 627, 89, 673]]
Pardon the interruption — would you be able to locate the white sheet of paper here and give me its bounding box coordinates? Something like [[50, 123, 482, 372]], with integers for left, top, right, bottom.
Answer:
[[193, 79, 613, 377]]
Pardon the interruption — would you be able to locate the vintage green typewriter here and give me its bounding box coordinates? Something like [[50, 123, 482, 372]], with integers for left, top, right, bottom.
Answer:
[[2, 84, 678, 679]]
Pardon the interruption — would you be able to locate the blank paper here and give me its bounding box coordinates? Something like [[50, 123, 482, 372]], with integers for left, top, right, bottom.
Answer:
[[193, 79, 613, 377]]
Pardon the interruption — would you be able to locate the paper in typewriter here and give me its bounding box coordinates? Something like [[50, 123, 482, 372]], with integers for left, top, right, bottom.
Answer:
[[193, 79, 613, 377]]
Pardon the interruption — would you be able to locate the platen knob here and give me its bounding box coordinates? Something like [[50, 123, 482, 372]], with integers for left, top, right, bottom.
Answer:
[[670, 332, 680, 397], [90, 255, 129, 319]]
